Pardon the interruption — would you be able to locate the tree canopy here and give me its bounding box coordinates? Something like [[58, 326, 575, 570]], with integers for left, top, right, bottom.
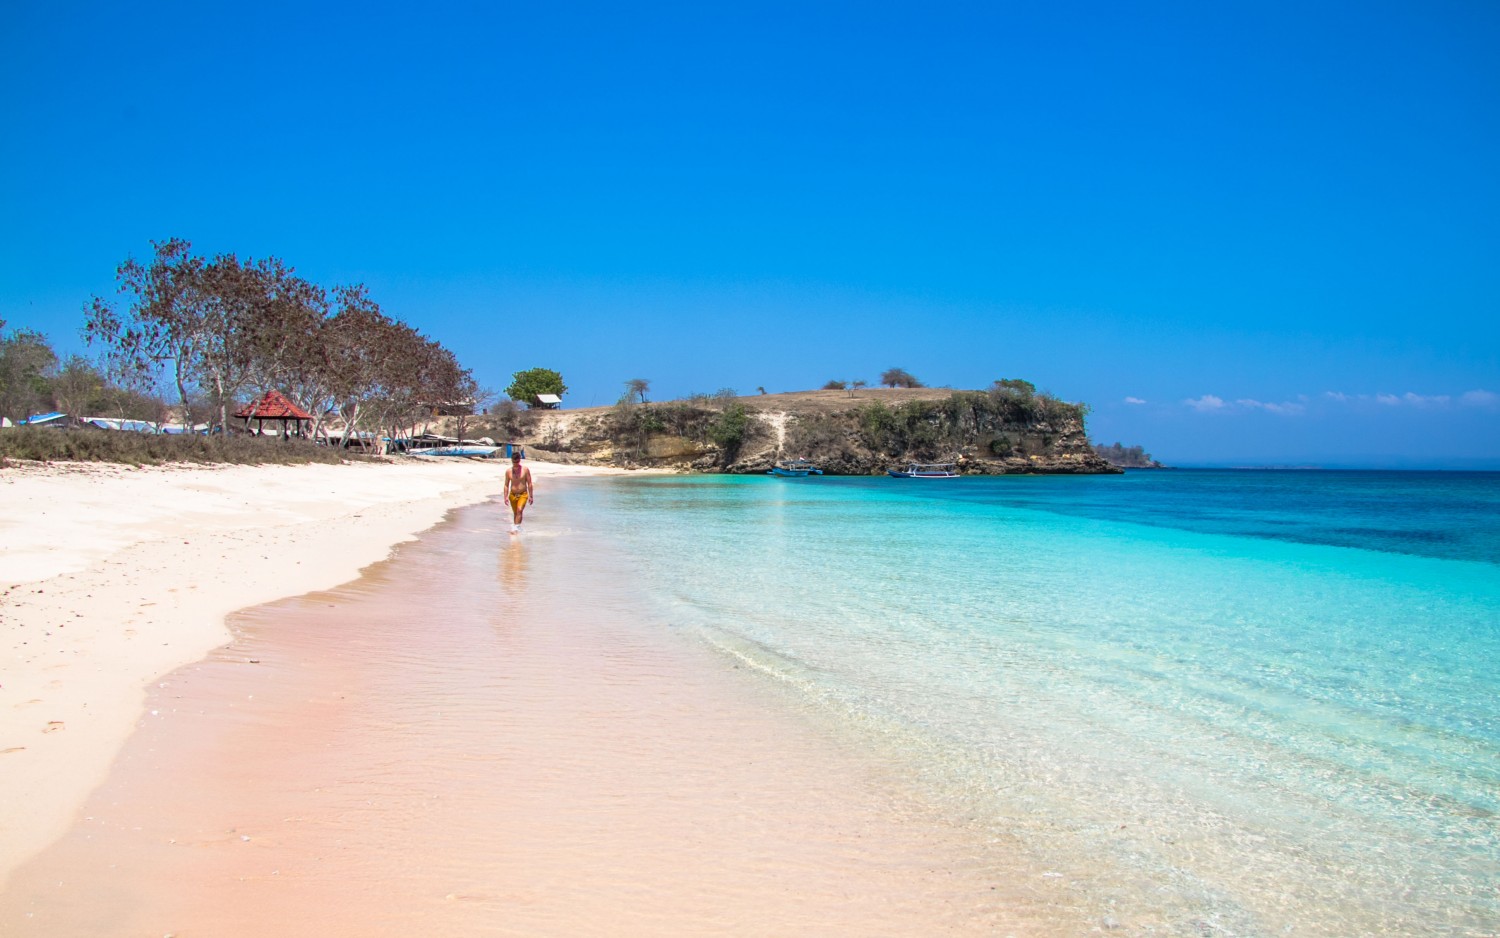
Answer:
[[0, 320, 59, 422], [880, 367, 923, 388], [506, 367, 567, 408], [991, 378, 1036, 398], [82, 238, 478, 445]]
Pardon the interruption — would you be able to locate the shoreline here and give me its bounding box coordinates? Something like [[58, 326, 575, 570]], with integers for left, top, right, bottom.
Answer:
[[2, 486, 1039, 934], [0, 457, 619, 888]]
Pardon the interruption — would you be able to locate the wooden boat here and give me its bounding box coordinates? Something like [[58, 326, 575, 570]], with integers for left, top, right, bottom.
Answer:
[[403, 433, 499, 458], [887, 462, 960, 478], [768, 458, 824, 477], [420, 444, 499, 457]]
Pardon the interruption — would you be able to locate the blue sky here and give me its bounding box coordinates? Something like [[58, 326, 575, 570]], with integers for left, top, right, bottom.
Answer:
[[2, 1, 1496, 466]]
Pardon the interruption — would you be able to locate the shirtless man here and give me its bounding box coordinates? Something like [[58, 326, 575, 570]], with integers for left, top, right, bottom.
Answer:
[[503, 451, 534, 534]]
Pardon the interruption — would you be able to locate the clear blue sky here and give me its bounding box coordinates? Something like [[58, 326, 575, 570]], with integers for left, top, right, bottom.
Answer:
[[3, 1, 1497, 467]]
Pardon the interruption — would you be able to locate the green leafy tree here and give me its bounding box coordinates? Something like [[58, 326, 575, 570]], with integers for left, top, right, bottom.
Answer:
[[506, 367, 567, 408], [991, 378, 1036, 398], [0, 323, 58, 421], [708, 401, 750, 463], [50, 355, 107, 420]]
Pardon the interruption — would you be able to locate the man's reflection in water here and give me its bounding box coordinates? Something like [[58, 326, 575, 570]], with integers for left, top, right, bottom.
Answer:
[[499, 535, 529, 593]]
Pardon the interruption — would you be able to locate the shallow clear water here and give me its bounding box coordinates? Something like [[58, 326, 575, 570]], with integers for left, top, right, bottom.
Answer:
[[570, 469, 1500, 936]]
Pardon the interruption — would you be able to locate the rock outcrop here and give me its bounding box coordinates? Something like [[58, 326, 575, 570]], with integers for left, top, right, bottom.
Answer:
[[479, 387, 1119, 475]]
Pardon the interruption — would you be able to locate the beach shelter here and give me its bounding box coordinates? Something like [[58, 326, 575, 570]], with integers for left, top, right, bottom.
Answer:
[[235, 390, 313, 439]]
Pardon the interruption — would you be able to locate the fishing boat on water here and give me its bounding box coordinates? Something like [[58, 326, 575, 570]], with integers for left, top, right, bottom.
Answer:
[[768, 458, 824, 477], [888, 462, 960, 478]]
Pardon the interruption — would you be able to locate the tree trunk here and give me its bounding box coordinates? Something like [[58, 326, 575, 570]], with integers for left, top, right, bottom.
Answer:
[[173, 357, 193, 432]]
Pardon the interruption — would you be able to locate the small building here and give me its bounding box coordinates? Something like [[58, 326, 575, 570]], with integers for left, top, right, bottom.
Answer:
[[235, 391, 313, 438]]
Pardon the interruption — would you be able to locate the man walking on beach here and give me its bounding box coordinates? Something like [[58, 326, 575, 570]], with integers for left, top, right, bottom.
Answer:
[[503, 451, 534, 534]]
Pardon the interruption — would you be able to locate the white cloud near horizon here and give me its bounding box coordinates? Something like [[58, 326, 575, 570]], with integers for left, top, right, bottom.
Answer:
[[1182, 388, 1499, 417], [1184, 394, 1302, 415], [1124, 396, 1147, 405], [1323, 389, 1496, 409], [1236, 398, 1306, 415]]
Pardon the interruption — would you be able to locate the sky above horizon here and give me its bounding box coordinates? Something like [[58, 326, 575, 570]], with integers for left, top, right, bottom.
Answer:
[[3, 1, 1497, 467]]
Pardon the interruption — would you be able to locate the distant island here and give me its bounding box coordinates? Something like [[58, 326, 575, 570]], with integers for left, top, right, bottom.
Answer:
[[1093, 442, 1166, 469]]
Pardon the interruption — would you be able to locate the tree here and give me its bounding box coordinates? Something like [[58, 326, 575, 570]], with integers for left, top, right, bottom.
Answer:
[[506, 368, 566, 408], [708, 401, 750, 463], [880, 367, 923, 388], [0, 324, 58, 421], [241, 259, 328, 411], [319, 285, 392, 446], [623, 378, 650, 404], [193, 252, 264, 431], [822, 379, 847, 390], [50, 355, 106, 421], [84, 238, 207, 428], [991, 378, 1036, 398]]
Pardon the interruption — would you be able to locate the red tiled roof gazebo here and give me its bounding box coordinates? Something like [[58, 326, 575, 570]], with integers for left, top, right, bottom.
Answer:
[[235, 390, 313, 439]]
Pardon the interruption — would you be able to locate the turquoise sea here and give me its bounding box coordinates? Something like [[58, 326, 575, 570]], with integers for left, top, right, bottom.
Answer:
[[559, 469, 1500, 936]]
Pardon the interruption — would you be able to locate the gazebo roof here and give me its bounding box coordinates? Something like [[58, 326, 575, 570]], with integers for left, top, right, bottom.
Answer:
[[235, 390, 313, 420]]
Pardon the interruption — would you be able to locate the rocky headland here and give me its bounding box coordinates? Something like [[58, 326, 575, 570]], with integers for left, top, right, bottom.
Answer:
[[474, 387, 1119, 475]]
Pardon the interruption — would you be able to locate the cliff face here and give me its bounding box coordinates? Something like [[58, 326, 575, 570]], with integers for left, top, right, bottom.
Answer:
[[495, 388, 1119, 475]]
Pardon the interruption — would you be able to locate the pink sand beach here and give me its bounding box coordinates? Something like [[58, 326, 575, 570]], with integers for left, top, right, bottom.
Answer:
[[0, 459, 1066, 935]]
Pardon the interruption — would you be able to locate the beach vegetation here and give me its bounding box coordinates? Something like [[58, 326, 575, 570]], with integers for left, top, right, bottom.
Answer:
[[48, 356, 107, 421], [0, 321, 59, 422], [506, 367, 567, 408], [1094, 441, 1162, 468], [880, 367, 923, 388], [486, 398, 536, 439], [784, 413, 852, 462], [0, 424, 370, 466], [990, 378, 1036, 398], [854, 390, 1088, 460], [622, 378, 650, 404], [79, 239, 481, 452], [605, 400, 715, 460], [707, 401, 750, 462]]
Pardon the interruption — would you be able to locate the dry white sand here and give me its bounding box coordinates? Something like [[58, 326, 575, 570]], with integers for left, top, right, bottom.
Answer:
[[0, 456, 613, 889]]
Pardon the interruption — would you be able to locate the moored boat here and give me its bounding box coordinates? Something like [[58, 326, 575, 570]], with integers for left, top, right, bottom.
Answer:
[[769, 458, 824, 477], [419, 445, 499, 457], [401, 433, 500, 458], [888, 462, 960, 478]]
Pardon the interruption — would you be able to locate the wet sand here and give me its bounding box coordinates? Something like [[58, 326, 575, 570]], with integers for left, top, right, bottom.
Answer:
[[0, 483, 1075, 936], [0, 458, 614, 887]]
